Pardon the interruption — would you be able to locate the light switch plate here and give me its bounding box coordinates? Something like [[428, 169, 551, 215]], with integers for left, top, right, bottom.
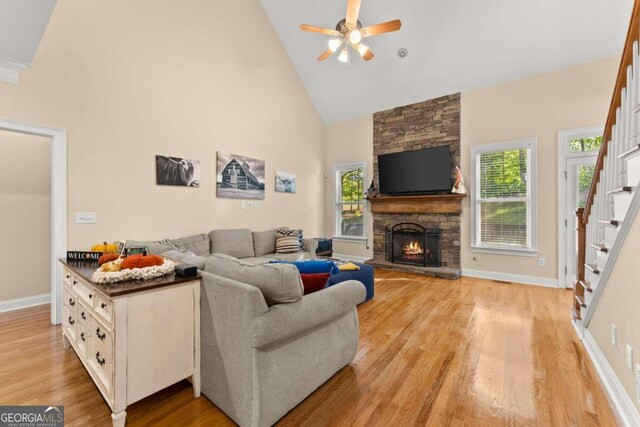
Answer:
[[627, 345, 634, 370], [254, 201, 260, 208], [241, 201, 247, 209], [75, 212, 96, 224]]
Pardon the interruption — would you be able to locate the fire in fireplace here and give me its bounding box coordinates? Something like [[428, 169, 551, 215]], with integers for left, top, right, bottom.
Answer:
[[385, 222, 441, 267]]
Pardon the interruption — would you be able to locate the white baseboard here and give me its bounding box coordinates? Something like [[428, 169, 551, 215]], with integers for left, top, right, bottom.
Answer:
[[0, 293, 50, 313], [582, 330, 640, 427], [461, 268, 558, 288], [332, 253, 371, 263]]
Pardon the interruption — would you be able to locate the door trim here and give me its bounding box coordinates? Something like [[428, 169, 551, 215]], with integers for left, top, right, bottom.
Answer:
[[0, 118, 67, 325], [557, 126, 602, 289]]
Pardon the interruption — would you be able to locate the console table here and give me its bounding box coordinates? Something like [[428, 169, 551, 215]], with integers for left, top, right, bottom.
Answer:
[[60, 259, 201, 427]]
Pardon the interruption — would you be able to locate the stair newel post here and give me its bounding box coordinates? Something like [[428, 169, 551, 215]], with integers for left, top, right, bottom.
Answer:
[[574, 208, 587, 318]]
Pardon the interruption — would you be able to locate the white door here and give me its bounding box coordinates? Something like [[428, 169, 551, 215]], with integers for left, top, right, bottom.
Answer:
[[565, 156, 597, 287]]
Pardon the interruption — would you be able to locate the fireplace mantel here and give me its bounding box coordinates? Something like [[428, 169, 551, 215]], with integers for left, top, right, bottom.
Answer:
[[366, 194, 466, 214]]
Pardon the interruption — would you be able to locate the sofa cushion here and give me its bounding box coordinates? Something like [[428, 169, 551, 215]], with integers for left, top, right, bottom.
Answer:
[[275, 229, 303, 254], [252, 230, 277, 256], [240, 257, 273, 266], [205, 254, 303, 305], [169, 234, 211, 257], [266, 252, 310, 262], [209, 229, 255, 259], [126, 239, 176, 255], [300, 273, 330, 295], [160, 250, 207, 270]]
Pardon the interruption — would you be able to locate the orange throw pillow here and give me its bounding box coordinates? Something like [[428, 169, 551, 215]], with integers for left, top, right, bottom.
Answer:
[[121, 254, 164, 270]]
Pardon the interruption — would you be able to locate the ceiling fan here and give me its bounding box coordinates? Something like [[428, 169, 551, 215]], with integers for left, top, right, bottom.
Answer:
[[299, 0, 402, 64]]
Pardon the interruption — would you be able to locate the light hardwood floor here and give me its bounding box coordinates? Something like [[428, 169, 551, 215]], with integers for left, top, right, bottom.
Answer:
[[0, 269, 619, 426]]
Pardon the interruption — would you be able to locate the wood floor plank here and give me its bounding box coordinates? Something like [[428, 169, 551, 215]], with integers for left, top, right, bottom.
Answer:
[[0, 270, 620, 426]]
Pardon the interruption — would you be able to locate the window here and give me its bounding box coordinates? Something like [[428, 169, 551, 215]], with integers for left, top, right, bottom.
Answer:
[[569, 136, 602, 153], [471, 139, 538, 255], [334, 163, 366, 240]]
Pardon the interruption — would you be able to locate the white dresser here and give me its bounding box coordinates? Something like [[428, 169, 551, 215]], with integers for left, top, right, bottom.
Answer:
[[60, 260, 201, 426]]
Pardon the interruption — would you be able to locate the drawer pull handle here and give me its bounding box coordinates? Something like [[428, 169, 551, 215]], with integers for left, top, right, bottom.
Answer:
[[69, 298, 75, 306], [101, 303, 107, 309], [81, 311, 86, 320], [96, 328, 106, 340], [68, 316, 75, 326], [80, 332, 86, 341], [66, 274, 71, 279], [95, 352, 106, 365], [89, 293, 93, 299], [73, 280, 78, 285]]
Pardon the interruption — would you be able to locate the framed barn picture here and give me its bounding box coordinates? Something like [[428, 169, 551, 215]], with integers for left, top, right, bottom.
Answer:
[[216, 152, 265, 199]]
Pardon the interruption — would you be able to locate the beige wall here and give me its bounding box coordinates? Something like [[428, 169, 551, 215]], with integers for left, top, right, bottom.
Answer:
[[588, 213, 640, 413], [460, 57, 618, 280], [0, 0, 325, 251], [324, 58, 618, 276], [0, 131, 51, 301], [324, 116, 374, 258]]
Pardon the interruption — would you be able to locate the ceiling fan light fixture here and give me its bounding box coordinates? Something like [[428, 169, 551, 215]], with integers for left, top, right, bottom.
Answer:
[[348, 29, 362, 44], [338, 47, 350, 63], [357, 43, 369, 56], [328, 38, 343, 52]]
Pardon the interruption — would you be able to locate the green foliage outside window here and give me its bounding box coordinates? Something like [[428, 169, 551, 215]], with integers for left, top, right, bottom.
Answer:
[[569, 136, 602, 153], [480, 149, 528, 199]]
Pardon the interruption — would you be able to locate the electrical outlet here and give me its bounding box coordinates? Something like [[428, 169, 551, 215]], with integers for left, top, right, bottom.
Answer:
[[538, 258, 545, 267], [611, 324, 617, 347], [627, 345, 634, 370]]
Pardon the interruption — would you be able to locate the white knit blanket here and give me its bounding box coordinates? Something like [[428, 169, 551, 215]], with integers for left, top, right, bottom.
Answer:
[[92, 259, 176, 284]]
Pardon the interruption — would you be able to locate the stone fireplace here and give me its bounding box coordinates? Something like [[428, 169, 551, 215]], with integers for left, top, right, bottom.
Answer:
[[385, 223, 441, 267], [366, 93, 462, 279]]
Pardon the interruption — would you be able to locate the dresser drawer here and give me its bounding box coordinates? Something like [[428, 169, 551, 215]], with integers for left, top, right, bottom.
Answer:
[[94, 294, 113, 325], [62, 303, 77, 342], [63, 286, 77, 310], [89, 325, 114, 396], [77, 321, 91, 357], [74, 280, 96, 306]]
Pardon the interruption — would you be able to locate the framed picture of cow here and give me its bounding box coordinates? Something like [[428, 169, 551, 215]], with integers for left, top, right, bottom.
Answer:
[[156, 155, 201, 188], [216, 152, 265, 199], [275, 171, 296, 193]]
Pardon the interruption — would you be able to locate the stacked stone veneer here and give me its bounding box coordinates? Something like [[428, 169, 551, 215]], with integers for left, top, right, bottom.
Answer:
[[372, 93, 461, 269]]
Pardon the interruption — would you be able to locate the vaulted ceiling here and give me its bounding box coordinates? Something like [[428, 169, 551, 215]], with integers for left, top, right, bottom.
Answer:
[[260, 0, 634, 124]]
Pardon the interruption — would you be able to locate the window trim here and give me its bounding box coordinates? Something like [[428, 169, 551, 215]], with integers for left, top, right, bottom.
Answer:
[[332, 162, 367, 241], [470, 138, 539, 256]]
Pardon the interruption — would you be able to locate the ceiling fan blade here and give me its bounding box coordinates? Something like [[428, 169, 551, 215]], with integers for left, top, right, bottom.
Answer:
[[317, 49, 334, 61], [353, 44, 375, 61], [299, 24, 341, 36], [346, 0, 362, 26], [362, 19, 402, 37], [362, 49, 375, 61]]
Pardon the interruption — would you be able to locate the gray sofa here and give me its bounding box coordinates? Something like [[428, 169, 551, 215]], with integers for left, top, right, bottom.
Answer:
[[127, 229, 366, 427]]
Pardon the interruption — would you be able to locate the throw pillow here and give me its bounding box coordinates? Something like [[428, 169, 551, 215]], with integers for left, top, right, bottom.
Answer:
[[275, 228, 303, 254], [300, 273, 330, 294]]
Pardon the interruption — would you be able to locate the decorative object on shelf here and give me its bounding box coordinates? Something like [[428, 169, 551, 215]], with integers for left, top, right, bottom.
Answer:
[[90, 241, 119, 254], [156, 155, 201, 187], [125, 245, 150, 256], [216, 151, 265, 200], [451, 166, 467, 195], [92, 257, 176, 284], [299, 0, 402, 63], [98, 253, 120, 266], [275, 171, 296, 193], [67, 251, 102, 261], [120, 254, 164, 270], [366, 179, 378, 198]]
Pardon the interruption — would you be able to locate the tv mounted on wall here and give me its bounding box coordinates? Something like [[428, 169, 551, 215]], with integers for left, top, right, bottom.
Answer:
[[378, 145, 452, 195]]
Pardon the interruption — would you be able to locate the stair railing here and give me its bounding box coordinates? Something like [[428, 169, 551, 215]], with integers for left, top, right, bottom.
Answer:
[[575, 0, 640, 323]]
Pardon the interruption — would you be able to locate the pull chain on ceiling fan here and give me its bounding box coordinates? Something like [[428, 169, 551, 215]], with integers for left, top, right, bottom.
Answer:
[[299, 0, 402, 63]]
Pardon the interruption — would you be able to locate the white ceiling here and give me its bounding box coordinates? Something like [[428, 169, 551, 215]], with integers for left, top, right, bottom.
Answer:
[[0, 0, 56, 64], [260, 0, 634, 124]]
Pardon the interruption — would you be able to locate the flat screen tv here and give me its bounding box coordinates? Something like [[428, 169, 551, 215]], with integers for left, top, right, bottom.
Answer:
[[378, 146, 452, 195]]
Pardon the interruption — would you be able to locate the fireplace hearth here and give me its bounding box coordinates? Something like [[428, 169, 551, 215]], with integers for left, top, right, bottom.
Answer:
[[385, 223, 441, 267]]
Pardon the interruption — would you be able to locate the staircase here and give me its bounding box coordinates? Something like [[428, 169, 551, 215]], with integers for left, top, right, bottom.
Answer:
[[574, 0, 640, 327]]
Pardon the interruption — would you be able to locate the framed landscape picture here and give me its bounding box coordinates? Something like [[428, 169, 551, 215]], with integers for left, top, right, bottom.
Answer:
[[156, 155, 201, 188], [216, 152, 265, 199], [275, 171, 296, 193]]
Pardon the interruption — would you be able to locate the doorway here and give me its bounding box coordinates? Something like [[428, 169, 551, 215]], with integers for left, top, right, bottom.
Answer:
[[557, 127, 602, 289], [0, 119, 67, 325]]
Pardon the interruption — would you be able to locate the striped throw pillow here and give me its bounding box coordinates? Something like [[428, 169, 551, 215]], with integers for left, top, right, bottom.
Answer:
[[276, 229, 303, 254]]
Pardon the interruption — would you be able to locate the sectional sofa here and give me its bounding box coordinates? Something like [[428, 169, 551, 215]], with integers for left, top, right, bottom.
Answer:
[[127, 228, 367, 427]]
